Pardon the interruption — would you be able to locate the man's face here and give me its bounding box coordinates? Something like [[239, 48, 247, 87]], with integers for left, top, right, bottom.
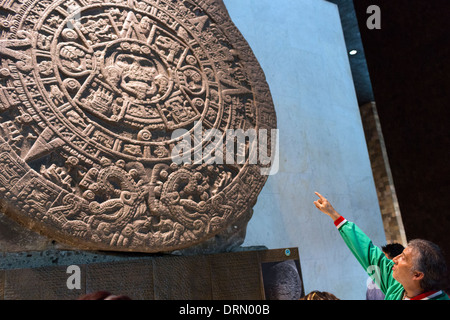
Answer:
[[392, 247, 417, 284]]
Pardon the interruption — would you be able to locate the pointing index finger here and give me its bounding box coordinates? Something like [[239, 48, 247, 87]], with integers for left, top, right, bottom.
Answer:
[[315, 192, 325, 200]]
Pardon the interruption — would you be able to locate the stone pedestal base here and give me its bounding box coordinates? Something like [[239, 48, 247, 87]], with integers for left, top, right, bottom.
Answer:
[[0, 247, 303, 300]]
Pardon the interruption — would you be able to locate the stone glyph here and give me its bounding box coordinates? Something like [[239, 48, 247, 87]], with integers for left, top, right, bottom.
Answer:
[[0, 0, 276, 253]]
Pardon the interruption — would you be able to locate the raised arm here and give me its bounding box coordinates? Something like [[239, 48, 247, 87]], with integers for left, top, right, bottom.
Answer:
[[313, 192, 396, 295]]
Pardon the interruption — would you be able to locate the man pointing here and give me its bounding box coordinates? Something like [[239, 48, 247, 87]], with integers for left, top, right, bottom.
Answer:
[[314, 192, 449, 300]]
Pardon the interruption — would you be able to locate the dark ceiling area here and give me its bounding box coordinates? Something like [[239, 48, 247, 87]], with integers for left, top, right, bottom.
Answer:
[[330, 0, 450, 288], [326, 0, 374, 105]]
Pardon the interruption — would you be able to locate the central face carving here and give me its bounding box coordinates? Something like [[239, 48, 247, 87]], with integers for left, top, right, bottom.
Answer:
[[104, 41, 170, 102], [116, 53, 158, 99]]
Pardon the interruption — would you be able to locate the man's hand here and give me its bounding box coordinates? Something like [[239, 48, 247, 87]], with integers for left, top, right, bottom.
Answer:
[[314, 192, 341, 221]]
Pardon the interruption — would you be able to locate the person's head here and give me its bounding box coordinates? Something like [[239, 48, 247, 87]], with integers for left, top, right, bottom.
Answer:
[[300, 291, 339, 300], [382, 243, 405, 260], [392, 239, 447, 292], [77, 291, 132, 300]]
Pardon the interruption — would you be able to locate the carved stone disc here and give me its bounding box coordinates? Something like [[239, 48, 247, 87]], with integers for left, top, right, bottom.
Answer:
[[0, 0, 276, 253]]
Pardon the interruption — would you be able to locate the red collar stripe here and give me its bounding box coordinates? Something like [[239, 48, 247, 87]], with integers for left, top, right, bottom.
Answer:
[[411, 290, 441, 300]]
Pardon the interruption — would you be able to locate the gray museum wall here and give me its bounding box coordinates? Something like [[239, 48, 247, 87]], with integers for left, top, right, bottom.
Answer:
[[223, 0, 386, 300]]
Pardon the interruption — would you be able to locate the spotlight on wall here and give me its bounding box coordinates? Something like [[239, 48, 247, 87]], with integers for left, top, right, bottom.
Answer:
[[349, 50, 358, 55]]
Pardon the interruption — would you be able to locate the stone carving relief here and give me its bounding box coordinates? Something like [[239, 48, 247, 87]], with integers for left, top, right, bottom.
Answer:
[[0, 0, 276, 253]]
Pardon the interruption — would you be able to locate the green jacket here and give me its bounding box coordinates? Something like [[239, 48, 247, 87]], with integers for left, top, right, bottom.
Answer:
[[335, 216, 449, 300]]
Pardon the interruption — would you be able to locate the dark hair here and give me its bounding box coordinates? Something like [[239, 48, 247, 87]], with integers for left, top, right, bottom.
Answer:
[[77, 291, 132, 300], [382, 243, 405, 259], [300, 291, 339, 300], [408, 239, 448, 291]]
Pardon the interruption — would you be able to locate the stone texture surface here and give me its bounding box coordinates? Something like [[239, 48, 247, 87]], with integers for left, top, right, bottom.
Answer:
[[0, 212, 56, 251], [0, 270, 4, 300], [86, 259, 154, 300], [4, 264, 86, 300], [210, 250, 262, 299], [153, 255, 212, 299], [0, 247, 302, 300], [261, 260, 302, 300], [360, 102, 407, 246], [0, 0, 276, 253]]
